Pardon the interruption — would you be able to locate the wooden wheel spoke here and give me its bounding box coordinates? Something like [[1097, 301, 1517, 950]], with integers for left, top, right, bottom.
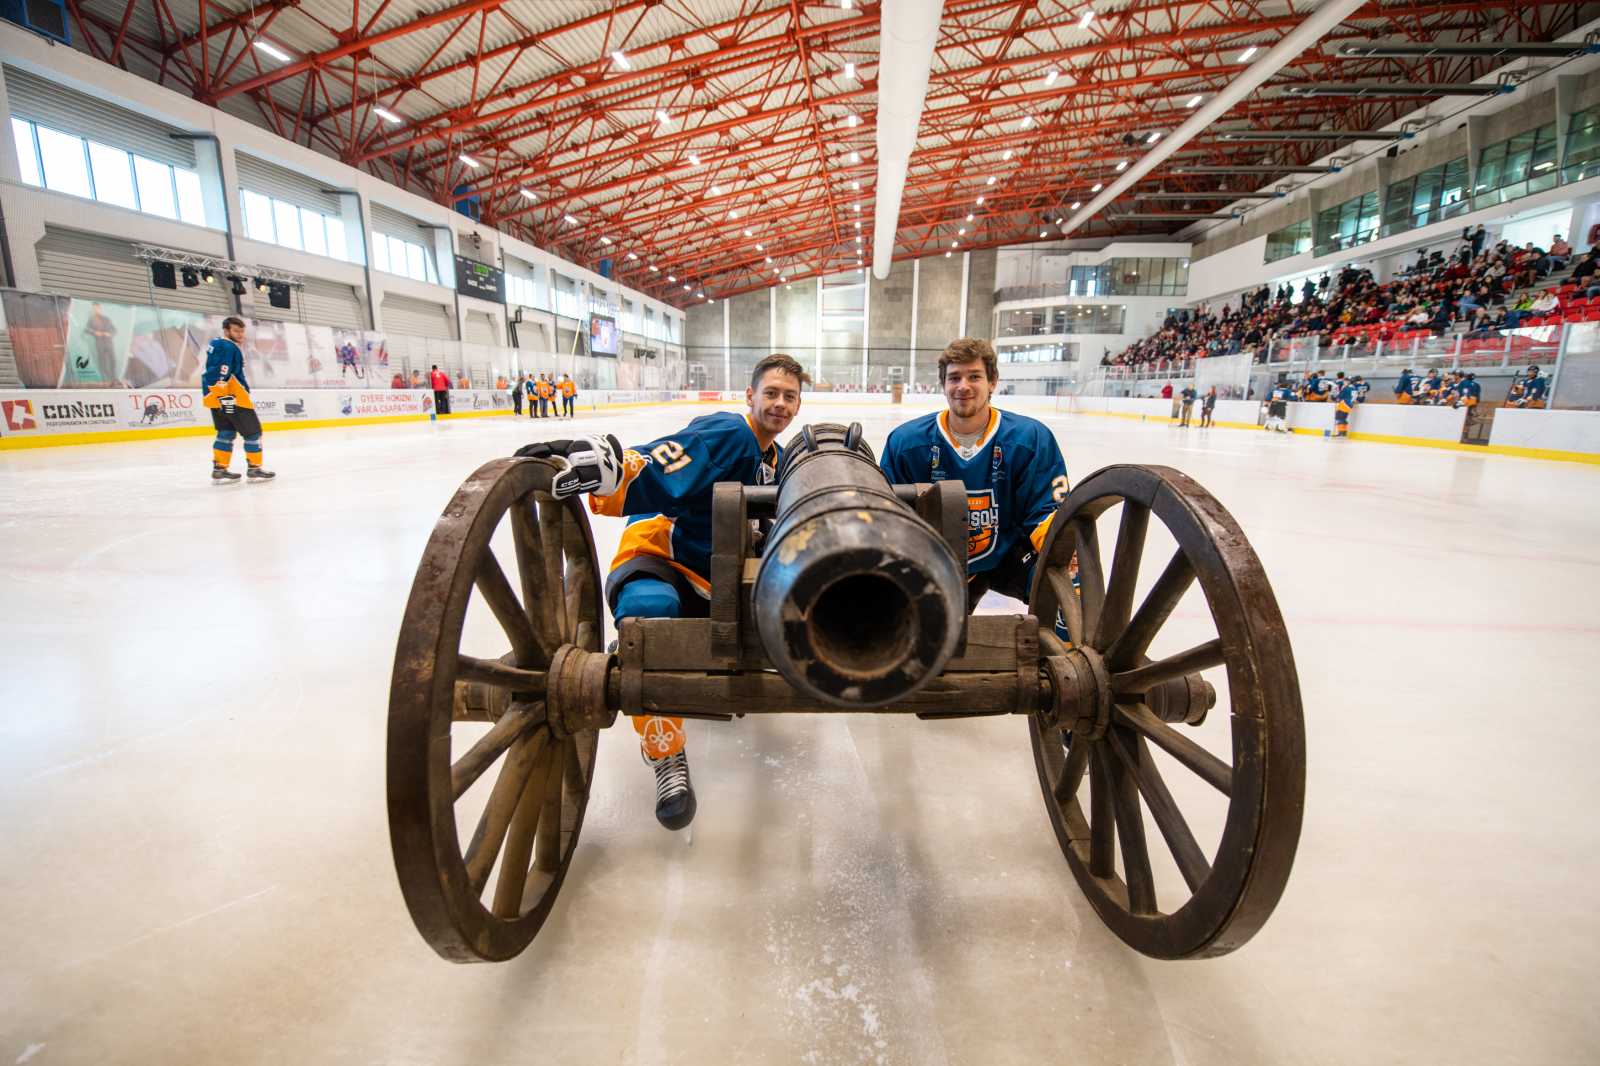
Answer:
[[1073, 519, 1106, 647], [1103, 737, 1157, 915], [1109, 730, 1212, 894], [463, 729, 550, 896], [561, 510, 599, 636], [451, 702, 543, 801], [510, 498, 560, 658], [490, 745, 556, 918], [1088, 742, 1116, 877], [1112, 638, 1225, 695], [1053, 736, 1089, 806], [1105, 550, 1196, 670], [534, 740, 566, 873], [1096, 503, 1150, 649], [1046, 566, 1085, 647], [473, 551, 539, 664], [456, 655, 547, 693], [1116, 703, 1233, 797], [536, 498, 571, 642]]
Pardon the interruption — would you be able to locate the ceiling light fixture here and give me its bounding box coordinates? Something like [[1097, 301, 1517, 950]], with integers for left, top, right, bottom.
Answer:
[[1187, 95, 1203, 108], [518, 188, 536, 201], [1115, 159, 1128, 171], [1044, 70, 1059, 86], [611, 50, 631, 70], [459, 153, 480, 168], [656, 109, 672, 125], [851, 180, 860, 190], [563, 213, 578, 224], [986, 175, 997, 185], [373, 106, 402, 124], [711, 184, 723, 196], [1239, 45, 1259, 62], [1070, 201, 1081, 209], [848, 114, 860, 127], [1146, 131, 1161, 144], [688, 153, 701, 165], [976, 195, 985, 204], [1003, 149, 1014, 160], [1020, 115, 1034, 129], [628, 252, 639, 260], [850, 151, 861, 163], [252, 39, 292, 62], [958, 227, 966, 235], [1078, 9, 1094, 29], [668, 274, 677, 281], [650, 265, 659, 272], [600, 236, 612, 245], [756, 242, 765, 250], [845, 62, 857, 79], [966, 213, 973, 221], [1091, 183, 1102, 192], [951, 240, 959, 248]]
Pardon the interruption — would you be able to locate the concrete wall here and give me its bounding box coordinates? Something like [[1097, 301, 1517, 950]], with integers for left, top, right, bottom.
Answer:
[[914, 253, 965, 384], [965, 249, 998, 344], [727, 288, 772, 387], [868, 258, 914, 381], [774, 281, 817, 359], [684, 302, 723, 385]]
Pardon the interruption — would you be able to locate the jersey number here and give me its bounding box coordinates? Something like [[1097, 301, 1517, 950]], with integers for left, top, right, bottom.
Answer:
[[651, 440, 693, 474], [1050, 475, 1070, 503]]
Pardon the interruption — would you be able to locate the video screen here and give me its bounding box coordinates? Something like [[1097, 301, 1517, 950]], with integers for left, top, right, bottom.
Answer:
[[588, 314, 619, 356]]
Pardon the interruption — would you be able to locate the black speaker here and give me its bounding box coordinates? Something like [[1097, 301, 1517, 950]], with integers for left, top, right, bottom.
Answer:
[[151, 261, 176, 289], [267, 282, 291, 310]]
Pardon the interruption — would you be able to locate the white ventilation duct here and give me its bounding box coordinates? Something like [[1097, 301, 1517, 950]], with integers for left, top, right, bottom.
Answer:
[[872, 0, 942, 280], [1060, 0, 1367, 237]]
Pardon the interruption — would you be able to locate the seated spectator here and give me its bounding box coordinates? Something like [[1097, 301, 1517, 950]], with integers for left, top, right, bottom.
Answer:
[[1549, 234, 1573, 267], [391, 371, 406, 389], [409, 369, 424, 388], [456, 371, 471, 389]]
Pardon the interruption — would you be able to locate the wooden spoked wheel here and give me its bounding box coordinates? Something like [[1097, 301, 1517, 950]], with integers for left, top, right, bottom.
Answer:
[[1027, 464, 1304, 960], [388, 457, 604, 963]]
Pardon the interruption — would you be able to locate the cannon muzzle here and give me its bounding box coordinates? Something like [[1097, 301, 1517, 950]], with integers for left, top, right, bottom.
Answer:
[[753, 423, 966, 707]]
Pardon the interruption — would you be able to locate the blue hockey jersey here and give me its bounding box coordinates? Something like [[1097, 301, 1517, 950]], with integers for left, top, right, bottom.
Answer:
[[879, 408, 1069, 575], [201, 337, 252, 410], [590, 411, 779, 606]]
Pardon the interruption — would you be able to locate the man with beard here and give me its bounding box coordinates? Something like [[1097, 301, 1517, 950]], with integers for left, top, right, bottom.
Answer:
[[515, 354, 806, 831]]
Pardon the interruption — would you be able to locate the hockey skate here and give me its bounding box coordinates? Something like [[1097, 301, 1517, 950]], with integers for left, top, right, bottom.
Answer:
[[247, 466, 277, 481], [645, 748, 697, 831], [211, 465, 241, 482]]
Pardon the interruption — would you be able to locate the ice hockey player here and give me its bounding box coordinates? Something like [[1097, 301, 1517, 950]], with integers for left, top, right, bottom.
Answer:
[[1332, 374, 1359, 438], [1265, 377, 1293, 433], [878, 337, 1069, 613], [1395, 368, 1415, 405], [514, 354, 806, 831], [202, 316, 274, 482]]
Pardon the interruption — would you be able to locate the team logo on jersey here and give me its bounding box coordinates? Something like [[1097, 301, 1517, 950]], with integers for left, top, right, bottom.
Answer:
[[966, 489, 1000, 562], [929, 444, 940, 470], [991, 444, 1005, 482], [2, 399, 36, 431]]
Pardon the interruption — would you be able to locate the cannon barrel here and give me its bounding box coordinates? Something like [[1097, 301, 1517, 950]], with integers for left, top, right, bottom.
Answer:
[[752, 423, 967, 707]]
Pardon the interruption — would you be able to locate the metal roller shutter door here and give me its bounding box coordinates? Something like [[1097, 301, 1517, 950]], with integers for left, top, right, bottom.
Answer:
[[5, 67, 196, 168], [36, 228, 231, 315], [464, 310, 498, 346], [248, 277, 368, 329], [381, 293, 455, 341], [369, 202, 428, 239]]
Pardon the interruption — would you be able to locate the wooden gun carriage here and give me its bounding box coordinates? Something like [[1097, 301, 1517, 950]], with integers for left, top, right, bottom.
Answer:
[[387, 422, 1305, 964]]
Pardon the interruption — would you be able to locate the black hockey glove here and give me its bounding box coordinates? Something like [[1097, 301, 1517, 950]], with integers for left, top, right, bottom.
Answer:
[[515, 434, 625, 499]]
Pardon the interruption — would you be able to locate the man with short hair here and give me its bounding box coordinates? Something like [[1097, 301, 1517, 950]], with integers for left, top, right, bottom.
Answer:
[[559, 372, 577, 418], [429, 364, 451, 414], [1179, 382, 1197, 426], [202, 316, 274, 482], [516, 354, 806, 831], [878, 338, 1069, 610]]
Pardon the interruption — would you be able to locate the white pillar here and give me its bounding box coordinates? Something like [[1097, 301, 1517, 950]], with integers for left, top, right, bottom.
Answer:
[[814, 276, 823, 382], [722, 296, 731, 392], [958, 251, 971, 336], [909, 257, 921, 382], [769, 285, 777, 355], [861, 270, 871, 387]]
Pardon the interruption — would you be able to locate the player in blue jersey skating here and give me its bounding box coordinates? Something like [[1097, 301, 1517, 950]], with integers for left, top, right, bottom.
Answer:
[[878, 337, 1070, 611], [515, 354, 806, 831], [202, 316, 274, 482]]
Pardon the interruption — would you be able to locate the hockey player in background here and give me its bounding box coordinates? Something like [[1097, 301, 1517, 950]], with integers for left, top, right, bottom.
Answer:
[[514, 354, 806, 831], [202, 316, 274, 482], [878, 338, 1069, 613]]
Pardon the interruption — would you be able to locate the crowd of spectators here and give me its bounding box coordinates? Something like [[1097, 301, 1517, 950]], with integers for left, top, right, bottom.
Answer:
[[1106, 226, 1590, 372]]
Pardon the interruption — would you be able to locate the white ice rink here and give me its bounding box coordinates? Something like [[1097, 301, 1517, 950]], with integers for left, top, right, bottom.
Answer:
[[2, 398, 1598, 1066]]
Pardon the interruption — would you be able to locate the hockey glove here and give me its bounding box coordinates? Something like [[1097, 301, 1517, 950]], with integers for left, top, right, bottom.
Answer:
[[516, 434, 625, 499]]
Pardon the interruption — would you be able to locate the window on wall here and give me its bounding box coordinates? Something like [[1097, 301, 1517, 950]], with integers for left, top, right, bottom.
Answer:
[[1475, 123, 1558, 203], [241, 188, 355, 263], [1264, 219, 1313, 263], [1066, 258, 1188, 296], [1313, 191, 1380, 253], [552, 272, 580, 318], [1564, 106, 1600, 183], [12, 117, 207, 225], [998, 304, 1126, 336], [370, 230, 439, 283], [1380, 157, 1469, 238], [506, 272, 539, 308]]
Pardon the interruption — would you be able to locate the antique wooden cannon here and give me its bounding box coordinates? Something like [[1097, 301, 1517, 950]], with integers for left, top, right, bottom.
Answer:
[[387, 422, 1304, 964]]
